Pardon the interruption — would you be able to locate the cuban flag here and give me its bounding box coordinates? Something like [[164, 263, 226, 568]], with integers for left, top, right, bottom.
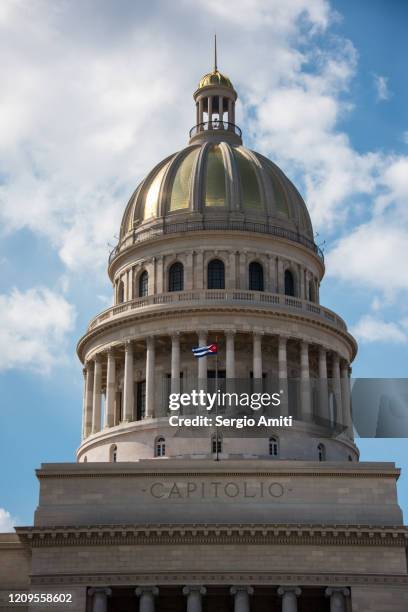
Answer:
[[192, 343, 218, 358]]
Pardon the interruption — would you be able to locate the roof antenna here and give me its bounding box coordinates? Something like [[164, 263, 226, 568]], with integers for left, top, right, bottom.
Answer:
[[214, 33, 217, 72]]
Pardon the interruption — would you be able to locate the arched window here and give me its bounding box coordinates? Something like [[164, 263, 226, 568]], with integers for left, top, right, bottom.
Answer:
[[249, 261, 264, 291], [155, 436, 166, 457], [168, 262, 184, 292], [83, 456, 87, 463], [269, 436, 279, 457], [110, 445, 117, 463], [211, 434, 222, 454], [117, 280, 125, 303], [317, 443, 326, 462], [208, 259, 225, 289], [284, 270, 295, 297], [138, 270, 148, 297], [348, 454, 353, 462]]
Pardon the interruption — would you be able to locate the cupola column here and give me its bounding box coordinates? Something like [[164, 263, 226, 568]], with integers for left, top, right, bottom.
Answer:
[[105, 349, 116, 428], [198, 98, 204, 126], [146, 337, 155, 418], [219, 95, 223, 122], [123, 341, 134, 421], [171, 333, 181, 395], [91, 355, 102, 433], [207, 96, 213, 127]]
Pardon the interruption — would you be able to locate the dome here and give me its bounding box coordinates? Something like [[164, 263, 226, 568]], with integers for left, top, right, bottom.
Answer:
[[198, 69, 234, 90], [119, 142, 314, 244]]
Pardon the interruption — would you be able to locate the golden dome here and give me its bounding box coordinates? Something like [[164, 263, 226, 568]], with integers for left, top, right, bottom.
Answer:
[[119, 142, 315, 247], [198, 69, 234, 90]]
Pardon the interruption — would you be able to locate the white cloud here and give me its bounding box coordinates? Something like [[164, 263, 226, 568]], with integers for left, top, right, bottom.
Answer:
[[0, 508, 15, 532], [0, 287, 76, 374], [373, 73, 390, 101], [327, 221, 408, 294], [351, 315, 407, 344]]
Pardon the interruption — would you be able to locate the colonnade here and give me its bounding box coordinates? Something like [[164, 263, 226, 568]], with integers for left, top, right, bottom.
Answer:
[[82, 331, 352, 439], [195, 94, 235, 127], [88, 585, 351, 612]]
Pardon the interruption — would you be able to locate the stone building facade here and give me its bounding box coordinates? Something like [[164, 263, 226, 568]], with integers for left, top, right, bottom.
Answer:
[[1, 64, 407, 611]]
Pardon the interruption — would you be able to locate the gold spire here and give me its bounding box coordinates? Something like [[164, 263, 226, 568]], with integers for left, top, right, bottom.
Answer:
[[197, 35, 234, 90], [214, 33, 217, 71]]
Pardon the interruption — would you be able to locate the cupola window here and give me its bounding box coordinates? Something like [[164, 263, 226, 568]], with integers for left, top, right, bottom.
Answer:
[[138, 271, 148, 297], [208, 259, 225, 289], [205, 145, 226, 207], [168, 262, 184, 292], [284, 270, 295, 297], [249, 261, 264, 291]]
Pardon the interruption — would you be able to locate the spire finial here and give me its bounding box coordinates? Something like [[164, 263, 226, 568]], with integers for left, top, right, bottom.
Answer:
[[214, 33, 217, 72]]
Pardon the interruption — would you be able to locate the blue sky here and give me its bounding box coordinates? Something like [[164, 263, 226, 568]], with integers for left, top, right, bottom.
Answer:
[[0, 0, 407, 529]]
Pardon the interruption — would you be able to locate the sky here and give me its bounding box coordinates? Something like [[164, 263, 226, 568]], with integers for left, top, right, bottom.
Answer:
[[0, 0, 408, 529]]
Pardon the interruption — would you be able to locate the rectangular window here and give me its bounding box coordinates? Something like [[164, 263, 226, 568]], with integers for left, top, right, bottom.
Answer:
[[136, 380, 146, 420]]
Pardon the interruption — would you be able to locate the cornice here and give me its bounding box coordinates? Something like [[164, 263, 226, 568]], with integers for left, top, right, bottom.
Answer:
[[15, 523, 408, 549], [29, 570, 408, 588], [77, 305, 356, 362]]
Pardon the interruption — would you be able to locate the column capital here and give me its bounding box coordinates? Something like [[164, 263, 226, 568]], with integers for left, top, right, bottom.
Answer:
[[319, 345, 327, 355], [94, 353, 102, 363], [277, 586, 301, 597], [146, 336, 155, 348], [124, 339, 133, 351], [325, 587, 350, 597], [182, 586, 207, 596], [225, 329, 236, 337], [88, 587, 112, 597], [135, 586, 159, 597], [171, 332, 180, 341], [230, 586, 254, 596], [332, 351, 340, 363], [278, 334, 289, 344]]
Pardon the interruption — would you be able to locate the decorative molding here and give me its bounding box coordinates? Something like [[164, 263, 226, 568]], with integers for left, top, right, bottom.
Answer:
[[28, 570, 408, 588], [15, 523, 408, 549]]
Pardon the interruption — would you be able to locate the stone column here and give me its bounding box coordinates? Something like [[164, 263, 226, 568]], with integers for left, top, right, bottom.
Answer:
[[340, 362, 353, 436], [197, 331, 207, 382], [198, 98, 204, 125], [171, 333, 181, 395], [92, 356, 102, 434], [227, 251, 236, 289], [332, 353, 342, 427], [88, 587, 111, 612], [253, 333, 262, 379], [277, 258, 285, 293], [146, 337, 155, 418], [136, 587, 159, 612], [123, 341, 134, 421], [318, 347, 329, 423], [226, 331, 236, 379], [196, 102, 199, 126], [83, 362, 94, 438], [208, 96, 213, 127], [156, 256, 164, 294], [230, 586, 253, 612], [219, 96, 223, 122], [277, 587, 301, 612], [325, 587, 350, 612], [183, 586, 206, 612], [278, 336, 288, 417], [300, 341, 312, 422], [105, 349, 116, 428]]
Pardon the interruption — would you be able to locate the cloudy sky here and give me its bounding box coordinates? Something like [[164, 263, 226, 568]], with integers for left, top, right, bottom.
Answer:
[[1, 0, 408, 529]]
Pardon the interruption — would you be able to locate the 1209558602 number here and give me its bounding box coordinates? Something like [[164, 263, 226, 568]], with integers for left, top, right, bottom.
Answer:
[[8, 592, 73, 604]]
